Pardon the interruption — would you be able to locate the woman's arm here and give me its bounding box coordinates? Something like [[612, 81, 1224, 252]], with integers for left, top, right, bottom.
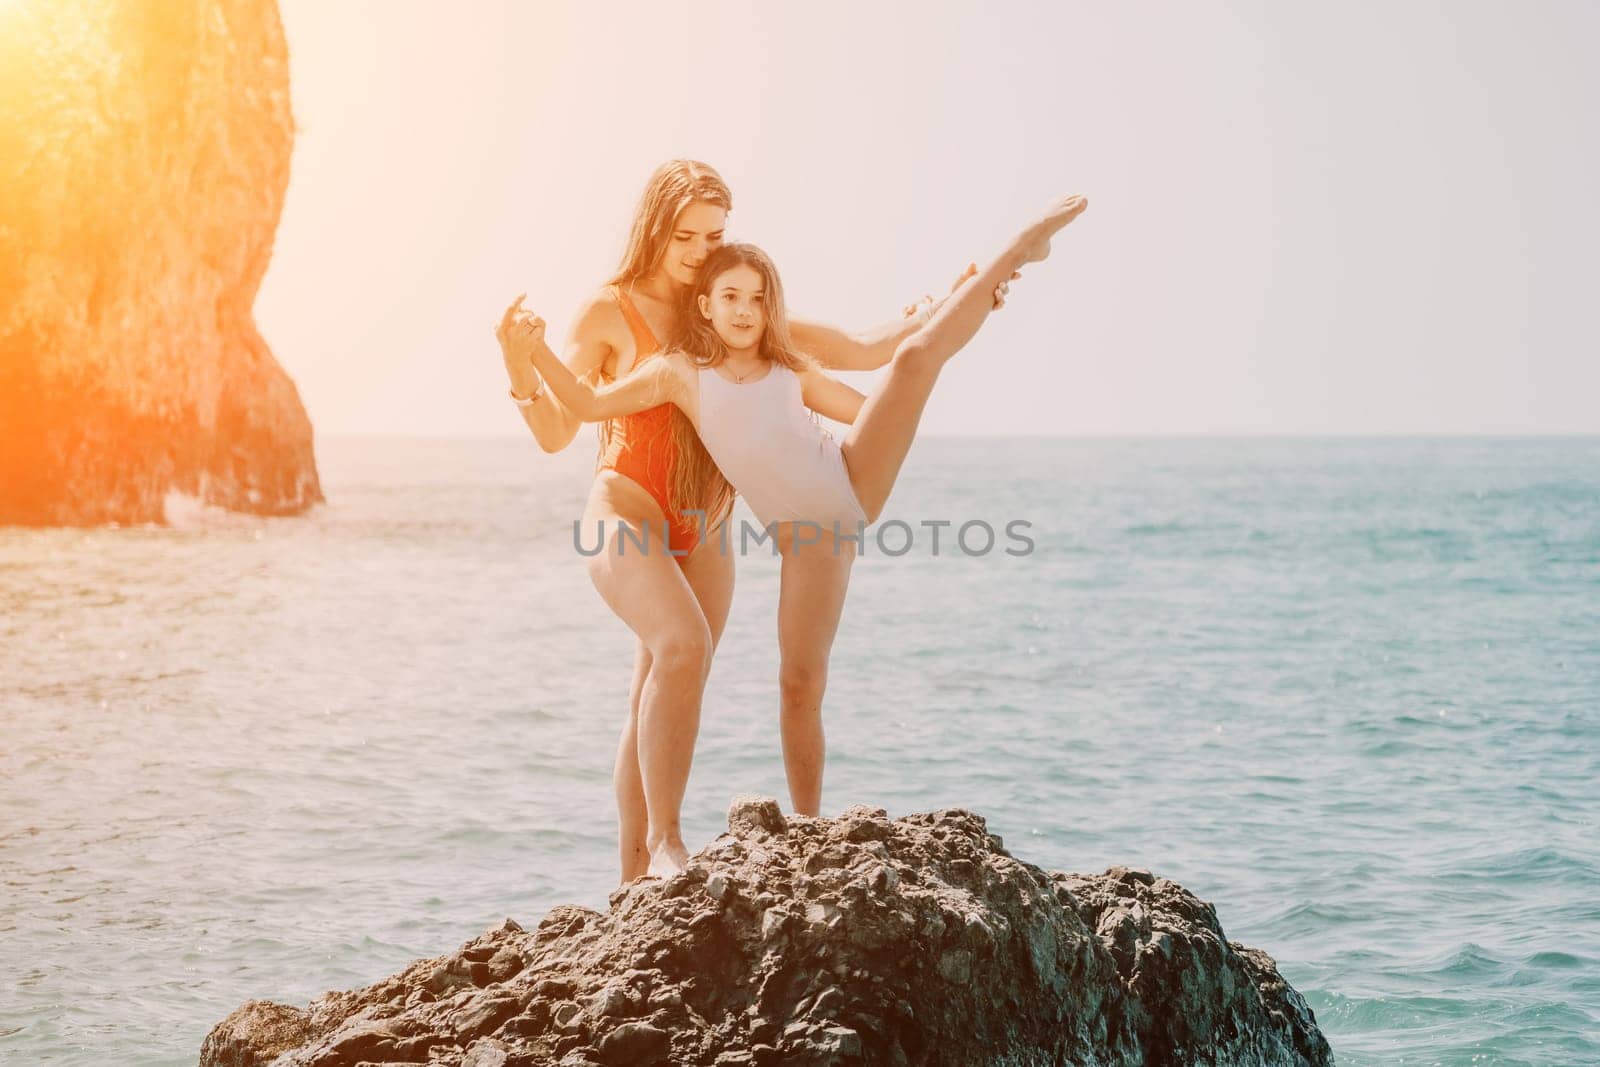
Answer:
[[798, 364, 867, 424], [506, 310, 688, 423], [792, 263, 1013, 372], [497, 293, 613, 453], [790, 313, 923, 373]]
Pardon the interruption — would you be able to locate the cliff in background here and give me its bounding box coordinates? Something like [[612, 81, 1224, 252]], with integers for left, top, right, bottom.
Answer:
[[203, 798, 1332, 1067], [0, 0, 321, 526]]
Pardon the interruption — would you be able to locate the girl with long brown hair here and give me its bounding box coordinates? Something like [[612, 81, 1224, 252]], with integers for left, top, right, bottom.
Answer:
[[494, 160, 992, 879], [503, 193, 1088, 833]]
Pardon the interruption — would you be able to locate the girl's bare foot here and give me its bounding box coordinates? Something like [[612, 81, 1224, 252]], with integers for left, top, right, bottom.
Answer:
[[1021, 194, 1089, 264], [646, 839, 690, 879]]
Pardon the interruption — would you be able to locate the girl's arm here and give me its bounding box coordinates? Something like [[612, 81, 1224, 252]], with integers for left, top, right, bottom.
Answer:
[[798, 364, 867, 424], [497, 293, 612, 452], [510, 312, 688, 423]]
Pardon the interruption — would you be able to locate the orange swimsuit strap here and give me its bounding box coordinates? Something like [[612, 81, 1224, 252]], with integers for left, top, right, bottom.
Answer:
[[598, 286, 700, 555]]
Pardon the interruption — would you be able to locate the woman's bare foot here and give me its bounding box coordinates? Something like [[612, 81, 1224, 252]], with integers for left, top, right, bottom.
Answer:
[[646, 838, 690, 879], [1020, 194, 1089, 264]]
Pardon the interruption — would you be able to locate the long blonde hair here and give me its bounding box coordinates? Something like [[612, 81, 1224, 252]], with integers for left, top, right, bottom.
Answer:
[[607, 160, 733, 286], [598, 161, 736, 532]]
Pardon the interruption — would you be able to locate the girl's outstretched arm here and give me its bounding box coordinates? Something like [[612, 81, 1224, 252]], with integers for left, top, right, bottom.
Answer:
[[504, 308, 689, 423], [797, 364, 866, 424], [497, 293, 613, 452]]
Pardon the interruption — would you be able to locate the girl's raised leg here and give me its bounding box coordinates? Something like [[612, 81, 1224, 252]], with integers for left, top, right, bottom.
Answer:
[[842, 195, 1087, 521]]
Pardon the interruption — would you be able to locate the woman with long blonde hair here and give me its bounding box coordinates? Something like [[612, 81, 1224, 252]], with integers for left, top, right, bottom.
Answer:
[[504, 193, 1088, 834], [495, 160, 994, 879]]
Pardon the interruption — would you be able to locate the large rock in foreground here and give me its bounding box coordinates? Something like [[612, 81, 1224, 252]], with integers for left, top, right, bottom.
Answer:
[[0, 0, 321, 526], [204, 799, 1331, 1066]]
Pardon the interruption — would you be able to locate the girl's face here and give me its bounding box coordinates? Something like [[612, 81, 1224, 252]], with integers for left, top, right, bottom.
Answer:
[[660, 201, 727, 288], [698, 263, 766, 353]]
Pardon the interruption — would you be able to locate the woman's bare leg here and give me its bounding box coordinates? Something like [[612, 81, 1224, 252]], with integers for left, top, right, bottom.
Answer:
[[680, 522, 737, 653], [611, 528, 735, 881], [587, 521, 713, 879], [774, 525, 856, 816], [843, 195, 1087, 521], [613, 641, 652, 881]]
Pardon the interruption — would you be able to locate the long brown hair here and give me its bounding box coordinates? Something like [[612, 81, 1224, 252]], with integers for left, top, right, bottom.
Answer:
[[598, 161, 736, 532], [673, 243, 812, 375], [661, 244, 816, 525]]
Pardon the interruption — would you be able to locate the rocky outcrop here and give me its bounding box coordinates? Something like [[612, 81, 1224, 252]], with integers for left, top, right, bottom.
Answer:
[[203, 798, 1332, 1067], [0, 0, 321, 526]]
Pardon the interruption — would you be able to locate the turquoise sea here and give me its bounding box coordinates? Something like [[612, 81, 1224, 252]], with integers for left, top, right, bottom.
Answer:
[[2, 435, 1598, 1065]]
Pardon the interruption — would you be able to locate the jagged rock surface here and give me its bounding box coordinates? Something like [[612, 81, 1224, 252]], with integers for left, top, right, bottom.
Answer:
[[203, 798, 1332, 1066], [0, 0, 321, 526]]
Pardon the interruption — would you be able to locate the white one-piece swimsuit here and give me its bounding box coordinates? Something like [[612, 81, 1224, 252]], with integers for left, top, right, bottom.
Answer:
[[695, 363, 869, 530]]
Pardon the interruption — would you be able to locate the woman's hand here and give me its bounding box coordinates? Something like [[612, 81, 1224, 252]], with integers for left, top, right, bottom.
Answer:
[[952, 261, 1022, 309], [994, 269, 1020, 309], [496, 294, 547, 366], [901, 264, 1021, 324], [901, 292, 939, 324]]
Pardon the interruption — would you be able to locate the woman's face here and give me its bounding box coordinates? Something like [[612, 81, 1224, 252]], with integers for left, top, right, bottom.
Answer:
[[698, 263, 766, 353], [660, 201, 727, 288]]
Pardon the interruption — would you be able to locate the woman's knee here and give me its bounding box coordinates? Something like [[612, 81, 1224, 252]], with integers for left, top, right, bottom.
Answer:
[[652, 624, 713, 682], [627, 650, 651, 713]]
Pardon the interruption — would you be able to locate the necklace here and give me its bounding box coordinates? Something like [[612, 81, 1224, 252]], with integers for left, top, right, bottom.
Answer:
[[725, 360, 764, 384]]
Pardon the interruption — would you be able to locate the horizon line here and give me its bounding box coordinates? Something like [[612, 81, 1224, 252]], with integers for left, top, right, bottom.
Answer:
[[310, 430, 1600, 441]]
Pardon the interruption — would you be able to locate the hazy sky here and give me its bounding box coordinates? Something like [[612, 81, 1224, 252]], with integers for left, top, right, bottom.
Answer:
[[258, 1, 1599, 437]]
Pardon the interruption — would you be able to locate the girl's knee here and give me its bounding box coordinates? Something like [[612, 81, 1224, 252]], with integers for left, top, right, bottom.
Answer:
[[891, 337, 942, 378], [779, 660, 829, 709]]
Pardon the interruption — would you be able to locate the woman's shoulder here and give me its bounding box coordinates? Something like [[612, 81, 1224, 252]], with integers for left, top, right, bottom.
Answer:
[[563, 289, 632, 383], [572, 286, 629, 337]]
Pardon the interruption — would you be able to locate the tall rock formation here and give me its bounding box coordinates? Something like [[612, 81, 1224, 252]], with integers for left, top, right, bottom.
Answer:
[[0, 0, 321, 526]]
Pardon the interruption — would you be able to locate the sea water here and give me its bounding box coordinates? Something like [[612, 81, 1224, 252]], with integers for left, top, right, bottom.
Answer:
[[2, 435, 1597, 1065]]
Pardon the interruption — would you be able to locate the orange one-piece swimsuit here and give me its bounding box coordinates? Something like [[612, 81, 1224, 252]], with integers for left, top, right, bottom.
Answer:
[[595, 286, 702, 556]]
